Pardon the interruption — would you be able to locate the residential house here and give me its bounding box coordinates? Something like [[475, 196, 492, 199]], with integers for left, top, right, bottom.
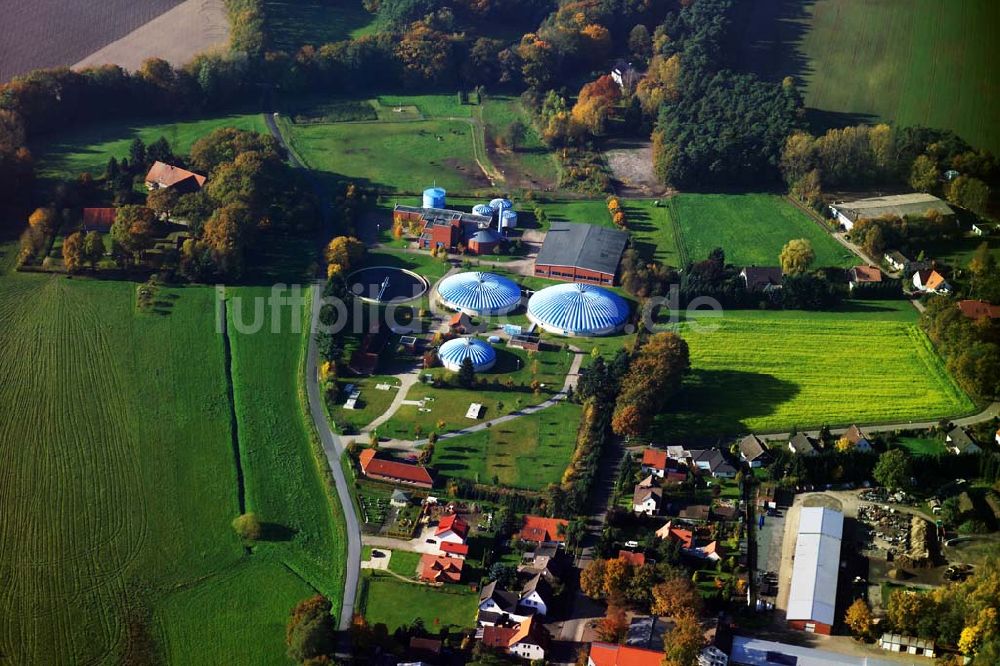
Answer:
[[435, 514, 469, 544], [81, 207, 116, 233], [656, 521, 694, 548], [408, 637, 442, 664], [610, 60, 643, 93], [958, 299, 1000, 320], [517, 572, 552, 616], [679, 504, 711, 521], [439, 541, 469, 558], [626, 616, 664, 649], [664, 469, 688, 485], [518, 515, 568, 545], [589, 642, 664, 666], [666, 445, 691, 462], [636, 474, 656, 489], [971, 223, 989, 236], [849, 265, 882, 291], [740, 267, 784, 292], [842, 425, 872, 452], [711, 504, 740, 522], [519, 543, 567, 582], [358, 449, 434, 488], [686, 540, 723, 562], [788, 433, 820, 456], [691, 448, 737, 478], [738, 434, 770, 468], [144, 161, 206, 192], [946, 427, 981, 455], [885, 251, 910, 273], [641, 447, 669, 478], [478, 582, 526, 626], [633, 485, 662, 516], [913, 269, 951, 294], [482, 616, 549, 661], [418, 554, 464, 583], [618, 550, 646, 567]]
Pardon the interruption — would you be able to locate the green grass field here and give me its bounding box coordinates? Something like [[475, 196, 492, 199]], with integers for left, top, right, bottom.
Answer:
[[0, 267, 344, 663], [671, 193, 855, 267], [264, 0, 378, 51], [655, 305, 975, 437], [481, 96, 560, 189], [733, 0, 1000, 153], [360, 576, 478, 632], [895, 437, 948, 457], [33, 113, 268, 181], [432, 400, 582, 490]]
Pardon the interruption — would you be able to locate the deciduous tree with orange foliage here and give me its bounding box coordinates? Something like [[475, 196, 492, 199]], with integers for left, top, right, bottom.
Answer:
[[595, 605, 628, 644], [612, 333, 690, 437]]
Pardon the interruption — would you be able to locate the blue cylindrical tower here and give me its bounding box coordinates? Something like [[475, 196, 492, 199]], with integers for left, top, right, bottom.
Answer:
[[423, 187, 446, 209]]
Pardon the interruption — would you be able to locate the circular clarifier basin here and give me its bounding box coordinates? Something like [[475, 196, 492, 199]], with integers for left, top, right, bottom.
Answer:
[[347, 266, 428, 304]]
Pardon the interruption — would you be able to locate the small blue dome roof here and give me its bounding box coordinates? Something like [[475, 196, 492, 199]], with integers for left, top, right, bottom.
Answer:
[[527, 283, 629, 336], [472, 203, 494, 216], [437, 271, 521, 316], [489, 198, 513, 212], [438, 337, 497, 372]]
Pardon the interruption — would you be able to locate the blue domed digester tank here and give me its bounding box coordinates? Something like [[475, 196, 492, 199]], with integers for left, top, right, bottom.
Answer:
[[500, 210, 517, 230], [423, 187, 447, 209], [472, 203, 493, 217]]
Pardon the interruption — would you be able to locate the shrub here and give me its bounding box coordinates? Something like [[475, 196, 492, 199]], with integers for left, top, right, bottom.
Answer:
[[231, 512, 263, 541]]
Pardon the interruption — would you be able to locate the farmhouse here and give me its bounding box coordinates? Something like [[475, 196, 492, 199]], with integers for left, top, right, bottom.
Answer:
[[533, 222, 628, 285], [81, 207, 116, 232], [144, 161, 206, 192], [633, 485, 662, 516], [740, 267, 783, 292], [418, 554, 464, 583], [913, 269, 951, 294], [786, 507, 844, 634], [358, 448, 434, 489], [946, 427, 981, 455], [738, 434, 770, 468], [958, 299, 1000, 320], [848, 265, 882, 291], [519, 515, 569, 545], [393, 204, 498, 255], [830, 193, 954, 231]]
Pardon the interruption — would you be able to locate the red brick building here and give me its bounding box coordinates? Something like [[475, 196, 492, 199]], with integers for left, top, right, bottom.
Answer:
[[358, 448, 434, 489], [393, 204, 497, 255], [533, 222, 628, 285]]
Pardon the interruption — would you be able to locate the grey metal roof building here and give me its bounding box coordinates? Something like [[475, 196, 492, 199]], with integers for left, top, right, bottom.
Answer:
[[534, 222, 629, 285]]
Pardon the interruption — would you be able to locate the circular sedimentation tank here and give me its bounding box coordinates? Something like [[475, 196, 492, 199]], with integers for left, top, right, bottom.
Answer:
[[437, 271, 521, 316], [347, 266, 429, 303], [438, 336, 497, 372], [526, 282, 629, 337]]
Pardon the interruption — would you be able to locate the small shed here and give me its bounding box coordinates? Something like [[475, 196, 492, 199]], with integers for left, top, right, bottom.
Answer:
[[390, 489, 412, 508], [466, 403, 484, 419]]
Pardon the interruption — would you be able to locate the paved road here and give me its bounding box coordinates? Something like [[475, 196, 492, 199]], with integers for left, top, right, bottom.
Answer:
[[265, 109, 362, 632], [306, 283, 363, 631], [756, 401, 1000, 442]]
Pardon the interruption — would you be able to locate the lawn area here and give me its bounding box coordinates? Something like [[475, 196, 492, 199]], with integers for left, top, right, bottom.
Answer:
[[377, 344, 574, 440], [388, 549, 423, 577], [671, 193, 854, 267], [911, 234, 1000, 269], [895, 437, 948, 457], [264, 0, 378, 51], [481, 96, 560, 189], [360, 576, 479, 632], [432, 400, 582, 490], [0, 268, 343, 664], [32, 112, 268, 181], [732, 0, 1000, 153], [329, 375, 403, 434], [282, 117, 487, 194], [654, 306, 975, 438]]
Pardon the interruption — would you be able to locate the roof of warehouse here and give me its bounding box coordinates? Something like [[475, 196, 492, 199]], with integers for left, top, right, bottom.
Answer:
[[535, 222, 628, 275], [833, 193, 953, 221], [786, 507, 843, 626]]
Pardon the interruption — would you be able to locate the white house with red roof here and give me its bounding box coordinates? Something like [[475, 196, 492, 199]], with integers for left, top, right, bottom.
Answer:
[[640, 448, 668, 478], [435, 514, 469, 544]]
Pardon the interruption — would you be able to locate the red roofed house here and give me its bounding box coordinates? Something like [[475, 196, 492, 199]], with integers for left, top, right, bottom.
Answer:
[[588, 642, 664, 666], [958, 300, 1000, 320], [435, 514, 469, 544], [439, 541, 470, 559], [913, 269, 951, 294], [519, 515, 569, 545], [655, 521, 694, 549], [849, 265, 882, 291], [618, 550, 646, 567], [82, 207, 116, 233], [144, 161, 206, 193], [640, 448, 668, 478], [419, 554, 464, 583], [482, 616, 549, 661], [358, 448, 434, 489]]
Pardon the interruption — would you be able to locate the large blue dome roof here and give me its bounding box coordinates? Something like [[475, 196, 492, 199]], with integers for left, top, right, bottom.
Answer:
[[437, 271, 521, 316], [527, 283, 629, 336], [438, 337, 497, 372]]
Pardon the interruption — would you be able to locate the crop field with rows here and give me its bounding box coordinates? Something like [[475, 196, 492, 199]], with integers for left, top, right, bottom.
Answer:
[[655, 308, 975, 438]]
